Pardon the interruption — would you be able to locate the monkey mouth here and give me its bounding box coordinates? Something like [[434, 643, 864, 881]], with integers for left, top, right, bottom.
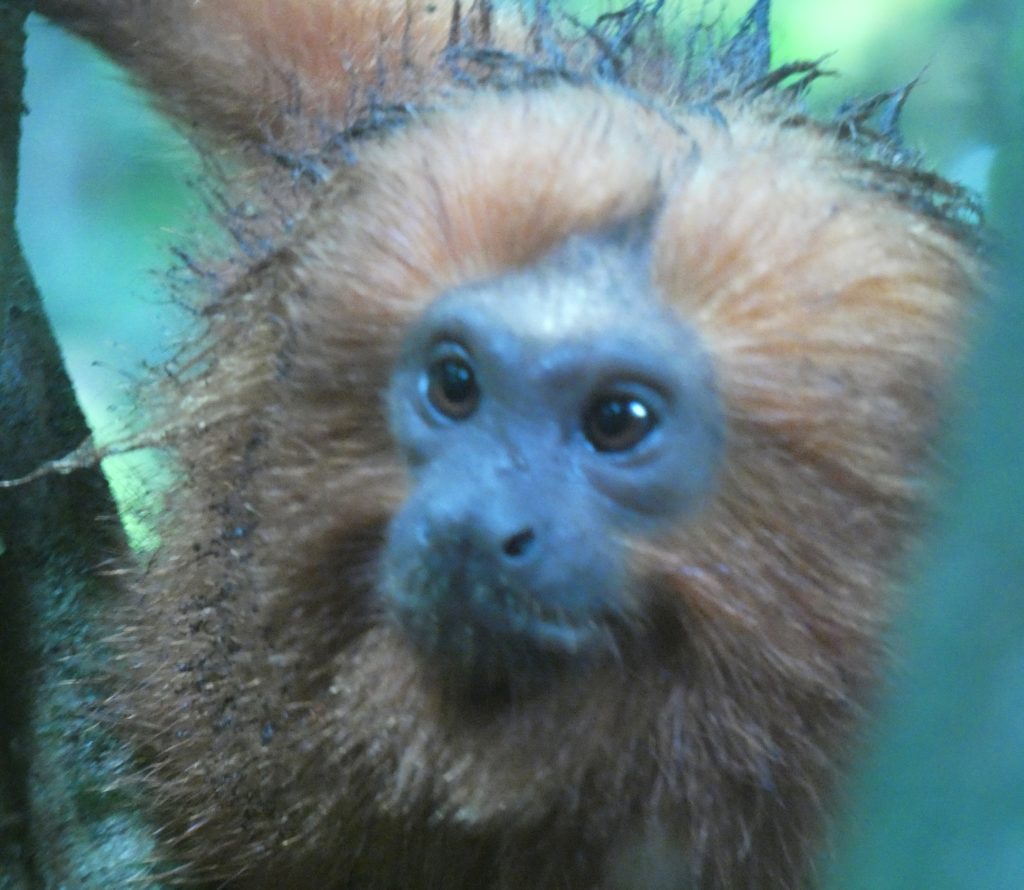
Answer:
[[382, 569, 613, 685], [466, 590, 603, 655]]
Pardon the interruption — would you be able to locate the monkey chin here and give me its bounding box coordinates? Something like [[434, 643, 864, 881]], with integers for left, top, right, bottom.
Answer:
[[380, 518, 629, 701]]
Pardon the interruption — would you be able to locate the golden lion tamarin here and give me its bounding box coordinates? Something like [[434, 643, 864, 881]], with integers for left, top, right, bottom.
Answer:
[[32, 1, 984, 887]]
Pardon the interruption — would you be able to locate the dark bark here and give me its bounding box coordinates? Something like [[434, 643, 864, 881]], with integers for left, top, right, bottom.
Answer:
[[0, 12, 49, 887], [0, 6, 161, 886]]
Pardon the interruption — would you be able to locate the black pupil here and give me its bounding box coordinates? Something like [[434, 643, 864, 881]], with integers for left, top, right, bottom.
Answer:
[[428, 357, 479, 418], [439, 359, 473, 401], [586, 396, 654, 452]]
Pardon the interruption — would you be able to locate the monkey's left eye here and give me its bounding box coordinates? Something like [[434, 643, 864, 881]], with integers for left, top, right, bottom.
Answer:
[[583, 393, 657, 453], [426, 355, 480, 420]]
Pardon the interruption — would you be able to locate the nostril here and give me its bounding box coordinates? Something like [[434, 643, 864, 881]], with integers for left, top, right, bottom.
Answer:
[[502, 528, 536, 559]]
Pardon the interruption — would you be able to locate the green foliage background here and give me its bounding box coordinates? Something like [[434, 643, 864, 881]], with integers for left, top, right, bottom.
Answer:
[[15, 3, 1023, 887]]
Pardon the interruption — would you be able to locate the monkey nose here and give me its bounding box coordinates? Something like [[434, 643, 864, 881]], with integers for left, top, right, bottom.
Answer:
[[501, 527, 536, 560]]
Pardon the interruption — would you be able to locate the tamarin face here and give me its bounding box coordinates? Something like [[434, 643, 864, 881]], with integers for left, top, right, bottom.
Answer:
[[383, 223, 724, 688]]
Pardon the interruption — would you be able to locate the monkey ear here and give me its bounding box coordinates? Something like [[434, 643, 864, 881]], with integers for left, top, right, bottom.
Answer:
[[35, 0, 500, 156]]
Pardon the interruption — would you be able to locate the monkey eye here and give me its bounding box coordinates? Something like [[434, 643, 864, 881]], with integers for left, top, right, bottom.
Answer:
[[583, 393, 657, 453], [426, 355, 480, 420]]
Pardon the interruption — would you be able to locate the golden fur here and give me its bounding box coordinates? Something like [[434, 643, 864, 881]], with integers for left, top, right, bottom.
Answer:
[[37, 2, 983, 887]]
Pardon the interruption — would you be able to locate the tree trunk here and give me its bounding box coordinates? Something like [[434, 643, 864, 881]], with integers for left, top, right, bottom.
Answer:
[[0, 5, 162, 886]]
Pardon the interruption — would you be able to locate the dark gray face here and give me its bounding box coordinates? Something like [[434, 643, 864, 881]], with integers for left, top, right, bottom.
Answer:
[[382, 229, 723, 691]]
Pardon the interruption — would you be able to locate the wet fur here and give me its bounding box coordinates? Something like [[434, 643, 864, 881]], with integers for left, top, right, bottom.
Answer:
[[37, 2, 983, 888]]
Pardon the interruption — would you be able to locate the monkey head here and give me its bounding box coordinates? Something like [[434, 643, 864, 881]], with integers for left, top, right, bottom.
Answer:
[[265, 83, 973, 713]]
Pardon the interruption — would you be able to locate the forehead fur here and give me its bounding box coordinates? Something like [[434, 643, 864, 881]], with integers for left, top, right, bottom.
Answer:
[[294, 88, 675, 306], [292, 84, 976, 341]]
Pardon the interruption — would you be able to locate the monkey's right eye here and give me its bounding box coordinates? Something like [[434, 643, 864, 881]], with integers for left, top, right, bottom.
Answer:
[[426, 355, 480, 420]]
